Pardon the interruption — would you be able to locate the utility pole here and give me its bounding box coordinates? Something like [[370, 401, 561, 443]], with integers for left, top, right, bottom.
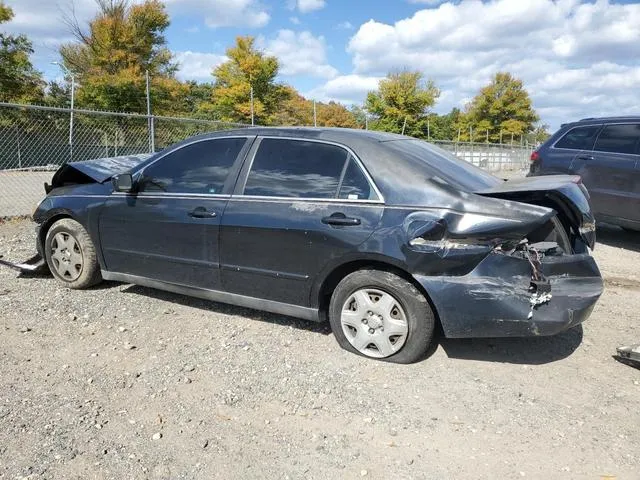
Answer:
[[313, 100, 317, 127], [52, 62, 75, 162], [145, 70, 155, 153], [249, 83, 255, 126], [402, 116, 408, 135]]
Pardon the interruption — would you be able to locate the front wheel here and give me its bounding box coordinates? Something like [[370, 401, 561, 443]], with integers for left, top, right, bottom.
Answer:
[[329, 269, 435, 364], [44, 218, 102, 289]]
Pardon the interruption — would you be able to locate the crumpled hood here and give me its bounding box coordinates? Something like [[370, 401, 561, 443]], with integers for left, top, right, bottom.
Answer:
[[49, 154, 152, 190], [66, 154, 152, 183]]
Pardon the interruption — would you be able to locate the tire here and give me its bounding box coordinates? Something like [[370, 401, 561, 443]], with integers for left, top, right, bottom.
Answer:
[[44, 218, 102, 289], [329, 269, 435, 364]]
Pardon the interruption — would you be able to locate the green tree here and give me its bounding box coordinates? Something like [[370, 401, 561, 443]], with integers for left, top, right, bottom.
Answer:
[[365, 71, 440, 137], [209, 36, 289, 124], [43, 81, 72, 108], [0, 2, 45, 102], [316, 101, 358, 128], [271, 87, 314, 126], [463, 72, 539, 143], [60, 0, 186, 114], [424, 108, 462, 141]]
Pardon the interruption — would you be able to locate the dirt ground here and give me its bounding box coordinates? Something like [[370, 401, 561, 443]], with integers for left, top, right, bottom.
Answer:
[[0, 218, 639, 480]]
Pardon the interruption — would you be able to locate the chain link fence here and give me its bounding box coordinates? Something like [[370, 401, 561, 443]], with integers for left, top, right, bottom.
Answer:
[[0, 102, 532, 217], [431, 140, 532, 172]]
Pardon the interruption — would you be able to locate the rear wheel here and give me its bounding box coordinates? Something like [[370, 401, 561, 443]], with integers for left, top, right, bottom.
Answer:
[[45, 218, 102, 289], [329, 269, 435, 364]]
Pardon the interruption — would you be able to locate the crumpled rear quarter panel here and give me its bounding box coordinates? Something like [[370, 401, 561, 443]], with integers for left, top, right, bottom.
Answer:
[[416, 252, 603, 338]]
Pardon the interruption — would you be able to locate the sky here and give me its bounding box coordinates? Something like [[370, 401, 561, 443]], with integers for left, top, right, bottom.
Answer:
[[3, 0, 640, 130]]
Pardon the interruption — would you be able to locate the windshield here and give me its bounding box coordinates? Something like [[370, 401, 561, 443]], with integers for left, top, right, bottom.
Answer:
[[383, 139, 502, 192]]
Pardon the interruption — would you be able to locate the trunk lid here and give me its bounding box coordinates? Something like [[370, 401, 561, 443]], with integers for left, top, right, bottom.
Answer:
[[475, 174, 596, 249]]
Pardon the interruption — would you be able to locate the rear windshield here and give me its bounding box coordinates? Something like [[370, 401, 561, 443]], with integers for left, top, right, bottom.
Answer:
[[383, 139, 501, 192]]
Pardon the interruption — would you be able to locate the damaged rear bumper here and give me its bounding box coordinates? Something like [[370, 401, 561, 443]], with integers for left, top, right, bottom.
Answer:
[[416, 252, 603, 338]]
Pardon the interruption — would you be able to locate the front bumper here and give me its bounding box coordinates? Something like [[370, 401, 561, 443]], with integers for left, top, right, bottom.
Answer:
[[416, 251, 603, 338]]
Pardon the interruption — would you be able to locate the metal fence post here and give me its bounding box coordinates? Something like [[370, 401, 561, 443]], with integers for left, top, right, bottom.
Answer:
[[146, 70, 155, 153]]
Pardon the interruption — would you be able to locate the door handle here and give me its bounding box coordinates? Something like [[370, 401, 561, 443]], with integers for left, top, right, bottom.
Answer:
[[188, 207, 217, 218], [576, 155, 594, 161], [322, 212, 361, 226]]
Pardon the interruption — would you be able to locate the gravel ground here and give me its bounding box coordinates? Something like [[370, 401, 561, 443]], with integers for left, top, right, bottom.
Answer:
[[1, 218, 639, 480]]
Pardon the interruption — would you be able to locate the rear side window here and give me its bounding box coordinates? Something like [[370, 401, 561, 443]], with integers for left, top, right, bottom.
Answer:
[[140, 138, 246, 194], [554, 126, 600, 150], [244, 139, 348, 198], [594, 124, 640, 155], [338, 158, 379, 200]]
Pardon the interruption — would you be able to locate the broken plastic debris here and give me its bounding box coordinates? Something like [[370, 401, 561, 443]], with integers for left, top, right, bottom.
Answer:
[[614, 344, 640, 369]]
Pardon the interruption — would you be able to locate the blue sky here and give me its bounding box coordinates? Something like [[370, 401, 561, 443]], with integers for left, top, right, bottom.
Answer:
[[3, 0, 640, 130]]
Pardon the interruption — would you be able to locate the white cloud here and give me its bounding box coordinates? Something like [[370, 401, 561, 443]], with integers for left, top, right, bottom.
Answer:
[[175, 51, 227, 81], [407, 0, 450, 4], [289, 16, 301, 25], [2, 0, 268, 77], [288, 0, 326, 14], [346, 0, 640, 129], [307, 75, 383, 104], [336, 21, 353, 30], [263, 30, 337, 79], [164, 0, 269, 28]]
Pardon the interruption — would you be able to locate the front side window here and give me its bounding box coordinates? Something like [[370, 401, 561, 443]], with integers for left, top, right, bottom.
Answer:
[[140, 137, 246, 194], [554, 125, 600, 150], [243, 139, 348, 198], [594, 124, 640, 155]]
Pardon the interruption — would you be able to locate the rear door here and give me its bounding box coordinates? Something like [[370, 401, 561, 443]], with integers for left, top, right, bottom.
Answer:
[[570, 123, 640, 222], [99, 136, 252, 289], [545, 124, 601, 175], [219, 137, 384, 307]]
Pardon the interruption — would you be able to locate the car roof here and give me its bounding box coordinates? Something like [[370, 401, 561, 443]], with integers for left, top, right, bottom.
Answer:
[[563, 116, 640, 128], [195, 126, 408, 142], [145, 126, 502, 205]]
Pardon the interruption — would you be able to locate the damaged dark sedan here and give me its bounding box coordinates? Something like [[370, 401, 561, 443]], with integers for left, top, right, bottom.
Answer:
[[9, 128, 603, 363]]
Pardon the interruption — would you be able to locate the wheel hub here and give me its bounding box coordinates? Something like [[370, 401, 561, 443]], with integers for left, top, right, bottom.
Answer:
[[340, 288, 409, 359], [363, 311, 384, 331], [50, 232, 83, 281]]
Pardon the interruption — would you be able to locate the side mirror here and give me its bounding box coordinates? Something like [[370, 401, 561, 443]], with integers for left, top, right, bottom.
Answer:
[[112, 173, 134, 193]]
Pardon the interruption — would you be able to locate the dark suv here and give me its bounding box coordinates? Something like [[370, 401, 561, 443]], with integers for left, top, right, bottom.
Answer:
[[528, 117, 640, 231]]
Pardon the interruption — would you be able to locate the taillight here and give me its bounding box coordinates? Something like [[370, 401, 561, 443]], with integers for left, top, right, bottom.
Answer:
[[530, 151, 540, 163]]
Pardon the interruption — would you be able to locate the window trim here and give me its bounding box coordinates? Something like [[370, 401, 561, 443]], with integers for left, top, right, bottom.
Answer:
[[551, 124, 603, 152], [234, 136, 385, 204], [592, 122, 640, 157], [130, 135, 254, 196]]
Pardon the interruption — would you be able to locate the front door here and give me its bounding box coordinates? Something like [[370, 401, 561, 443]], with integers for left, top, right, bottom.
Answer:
[[571, 123, 640, 222], [99, 136, 252, 289], [220, 137, 384, 307]]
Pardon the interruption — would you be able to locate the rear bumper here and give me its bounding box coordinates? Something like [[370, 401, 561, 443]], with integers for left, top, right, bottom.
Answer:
[[416, 251, 603, 338]]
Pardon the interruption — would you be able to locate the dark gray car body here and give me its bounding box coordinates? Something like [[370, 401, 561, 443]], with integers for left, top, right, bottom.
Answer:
[[11, 128, 602, 338], [528, 117, 640, 231]]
